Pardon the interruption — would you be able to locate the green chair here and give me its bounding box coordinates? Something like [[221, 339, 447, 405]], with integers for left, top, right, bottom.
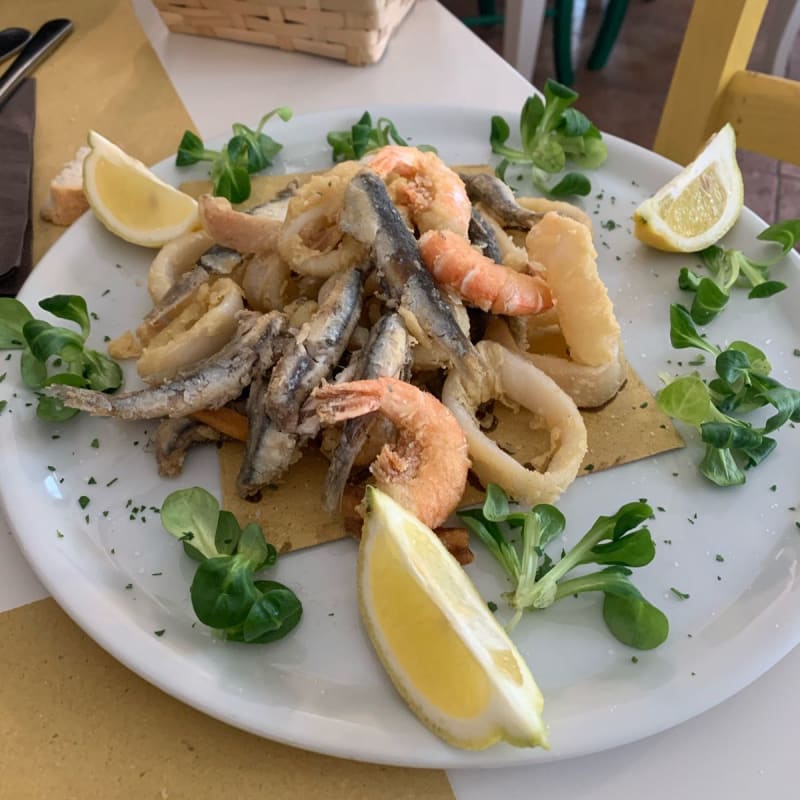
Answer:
[[463, 0, 630, 86]]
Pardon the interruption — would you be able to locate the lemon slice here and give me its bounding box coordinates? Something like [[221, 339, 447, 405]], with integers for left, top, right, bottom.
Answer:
[[83, 130, 198, 247], [633, 123, 743, 252], [358, 486, 549, 750]]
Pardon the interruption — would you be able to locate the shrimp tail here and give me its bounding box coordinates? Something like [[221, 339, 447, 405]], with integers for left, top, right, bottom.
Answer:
[[314, 381, 384, 424]]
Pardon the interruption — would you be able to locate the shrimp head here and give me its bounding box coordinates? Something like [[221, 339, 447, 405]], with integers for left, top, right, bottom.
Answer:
[[364, 145, 471, 238]]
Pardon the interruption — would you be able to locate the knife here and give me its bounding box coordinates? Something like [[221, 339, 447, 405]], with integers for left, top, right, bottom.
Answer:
[[0, 19, 73, 110]]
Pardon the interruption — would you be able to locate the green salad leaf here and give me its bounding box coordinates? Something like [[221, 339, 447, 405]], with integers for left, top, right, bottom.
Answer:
[[490, 79, 608, 196], [0, 295, 123, 421], [326, 111, 437, 162], [161, 487, 301, 644], [678, 219, 798, 323], [657, 305, 800, 486], [459, 487, 668, 650], [175, 107, 292, 203]]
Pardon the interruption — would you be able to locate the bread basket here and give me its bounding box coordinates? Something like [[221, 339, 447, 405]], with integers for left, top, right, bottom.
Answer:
[[152, 0, 416, 65]]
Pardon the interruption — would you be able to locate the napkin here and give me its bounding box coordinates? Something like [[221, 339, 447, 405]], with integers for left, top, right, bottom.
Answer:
[[0, 78, 35, 295]]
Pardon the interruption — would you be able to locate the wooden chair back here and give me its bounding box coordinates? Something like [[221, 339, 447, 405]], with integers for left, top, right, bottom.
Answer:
[[654, 0, 800, 166]]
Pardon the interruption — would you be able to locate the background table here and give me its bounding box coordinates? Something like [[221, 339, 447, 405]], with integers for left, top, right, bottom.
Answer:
[[2, 1, 798, 796]]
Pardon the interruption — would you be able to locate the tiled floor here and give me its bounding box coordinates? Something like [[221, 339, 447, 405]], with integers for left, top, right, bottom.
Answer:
[[442, 0, 800, 223]]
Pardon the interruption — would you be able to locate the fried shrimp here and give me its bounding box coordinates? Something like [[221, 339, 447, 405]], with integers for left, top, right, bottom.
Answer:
[[363, 145, 471, 237], [314, 377, 469, 529], [418, 229, 553, 316]]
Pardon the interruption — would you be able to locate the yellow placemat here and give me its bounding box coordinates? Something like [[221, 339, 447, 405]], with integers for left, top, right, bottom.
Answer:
[[0, 1, 455, 795], [0, 0, 198, 264], [0, 600, 454, 800]]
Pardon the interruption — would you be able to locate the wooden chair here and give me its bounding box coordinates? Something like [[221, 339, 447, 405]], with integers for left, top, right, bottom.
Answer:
[[654, 0, 800, 166]]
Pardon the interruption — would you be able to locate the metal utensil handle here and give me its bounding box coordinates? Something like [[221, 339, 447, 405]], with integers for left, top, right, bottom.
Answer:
[[0, 28, 32, 64], [0, 18, 73, 108]]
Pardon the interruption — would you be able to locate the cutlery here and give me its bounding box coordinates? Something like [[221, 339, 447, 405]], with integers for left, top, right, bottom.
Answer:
[[0, 19, 73, 110], [0, 27, 30, 63]]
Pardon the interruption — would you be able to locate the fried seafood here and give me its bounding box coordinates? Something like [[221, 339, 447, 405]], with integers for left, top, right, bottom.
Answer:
[[459, 172, 544, 230], [418, 229, 553, 316], [340, 170, 484, 380], [278, 161, 366, 277], [241, 252, 293, 312], [236, 267, 364, 497], [468, 207, 502, 263], [139, 243, 247, 347], [516, 196, 592, 230], [321, 312, 411, 514], [102, 149, 628, 549], [147, 230, 215, 304], [363, 146, 472, 237], [266, 267, 364, 431], [137, 265, 212, 345], [525, 212, 620, 366], [314, 377, 469, 529], [460, 172, 593, 231], [199, 194, 285, 254], [155, 417, 229, 477], [442, 340, 587, 506], [199, 244, 246, 273], [486, 317, 626, 408], [49, 311, 288, 420], [137, 278, 245, 382]]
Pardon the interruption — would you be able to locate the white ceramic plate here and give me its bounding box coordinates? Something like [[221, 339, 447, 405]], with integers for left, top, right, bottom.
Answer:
[[1, 107, 798, 768]]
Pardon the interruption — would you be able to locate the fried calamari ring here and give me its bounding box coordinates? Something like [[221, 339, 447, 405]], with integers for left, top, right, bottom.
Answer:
[[442, 340, 587, 506], [147, 230, 214, 304], [486, 317, 626, 409], [137, 278, 243, 382], [526, 212, 621, 367], [278, 161, 367, 277]]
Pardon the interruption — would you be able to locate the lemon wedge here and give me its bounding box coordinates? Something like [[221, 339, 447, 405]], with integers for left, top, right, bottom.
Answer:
[[633, 123, 743, 252], [83, 130, 198, 247], [358, 486, 548, 751]]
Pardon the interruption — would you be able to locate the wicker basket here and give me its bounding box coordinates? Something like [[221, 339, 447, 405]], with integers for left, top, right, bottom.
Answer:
[[152, 0, 416, 65]]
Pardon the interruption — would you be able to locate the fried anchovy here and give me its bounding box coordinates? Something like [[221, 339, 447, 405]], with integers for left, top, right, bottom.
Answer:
[[136, 265, 211, 343], [154, 417, 228, 477], [321, 312, 411, 513], [198, 245, 244, 273], [459, 171, 543, 229], [237, 267, 364, 497], [468, 207, 503, 263], [49, 311, 287, 420], [339, 170, 483, 379]]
